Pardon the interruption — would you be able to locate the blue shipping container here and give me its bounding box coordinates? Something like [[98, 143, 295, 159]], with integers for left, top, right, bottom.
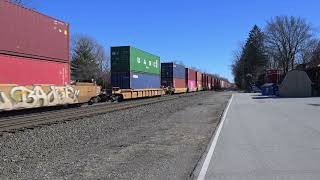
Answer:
[[112, 72, 160, 89], [161, 63, 185, 79]]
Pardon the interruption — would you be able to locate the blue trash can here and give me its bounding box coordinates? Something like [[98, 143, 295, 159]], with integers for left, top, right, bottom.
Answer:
[[261, 83, 278, 96]]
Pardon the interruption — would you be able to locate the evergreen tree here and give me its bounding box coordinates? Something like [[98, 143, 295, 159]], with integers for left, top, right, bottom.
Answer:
[[244, 25, 268, 77], [232, 25, 268, 89], [71, 36, 100, 82]]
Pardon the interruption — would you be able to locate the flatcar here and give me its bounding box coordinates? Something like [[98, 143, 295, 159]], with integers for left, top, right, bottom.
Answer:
[[161, 62, 188, 94]]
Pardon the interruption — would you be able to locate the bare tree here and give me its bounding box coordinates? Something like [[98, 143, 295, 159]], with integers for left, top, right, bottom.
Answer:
[[94, 43, 111, 88], [309, 42, 320, 68], [231, 45, 244, 88], [265, 16, 314, 73], [10, 0, 29, 5], [299, 39, 319, 64], [10, 0, 23, 4], [9, 0, 34, 9]]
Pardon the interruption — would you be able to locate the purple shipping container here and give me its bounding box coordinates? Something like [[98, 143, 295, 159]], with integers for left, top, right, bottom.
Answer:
[[112, 72, 160, 89]]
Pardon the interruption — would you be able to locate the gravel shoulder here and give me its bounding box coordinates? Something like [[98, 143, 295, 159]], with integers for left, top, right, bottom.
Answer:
[[0, 91, 231, 180]]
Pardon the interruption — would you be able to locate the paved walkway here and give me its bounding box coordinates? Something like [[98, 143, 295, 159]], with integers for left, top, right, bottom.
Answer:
[[199, 93, 320, 180]]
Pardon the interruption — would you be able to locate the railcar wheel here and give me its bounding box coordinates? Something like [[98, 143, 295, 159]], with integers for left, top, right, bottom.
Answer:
[[88, 96, 101, 105], [115, 95, 123, 103]]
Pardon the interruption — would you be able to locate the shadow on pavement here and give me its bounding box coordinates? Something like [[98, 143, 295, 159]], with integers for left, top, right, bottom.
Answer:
[[308, 103, 320, 107], [251, 95, 279, 100], [252, 95, 320, 100]]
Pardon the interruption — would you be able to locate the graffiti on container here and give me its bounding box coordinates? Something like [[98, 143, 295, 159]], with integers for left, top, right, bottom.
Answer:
[[0, 85, 80, 110]]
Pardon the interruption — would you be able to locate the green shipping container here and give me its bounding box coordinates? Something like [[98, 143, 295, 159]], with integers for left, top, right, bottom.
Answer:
[[111, 46, 160, 75]]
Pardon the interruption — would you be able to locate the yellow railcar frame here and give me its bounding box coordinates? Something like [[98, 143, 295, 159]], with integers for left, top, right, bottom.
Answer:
[[112, 88, 165, 100]]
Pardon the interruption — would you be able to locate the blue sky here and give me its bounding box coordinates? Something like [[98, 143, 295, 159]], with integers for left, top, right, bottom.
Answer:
[[28, 0, 320, 82]]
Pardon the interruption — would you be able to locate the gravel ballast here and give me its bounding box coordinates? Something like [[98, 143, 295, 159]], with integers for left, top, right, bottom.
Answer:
[[0, 91, 231, 180]]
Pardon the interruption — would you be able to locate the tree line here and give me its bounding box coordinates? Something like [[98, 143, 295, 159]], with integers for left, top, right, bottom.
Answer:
[[232, 16, 320, 89]]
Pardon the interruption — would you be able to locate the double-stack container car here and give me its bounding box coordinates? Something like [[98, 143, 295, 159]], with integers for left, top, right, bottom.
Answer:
[[111, 46, 164, 100], [161, 62, 187, 94], [202, 74, 211, 90], [213, 77, 220, 90], [196, 71, 203, 91], [209, 76, 214, 90], [185, 68, 197, 92], [0, 1, 101, 111]]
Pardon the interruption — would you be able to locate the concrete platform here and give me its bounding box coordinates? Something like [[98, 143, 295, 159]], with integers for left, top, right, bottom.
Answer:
[[196, 93, 320, 180]]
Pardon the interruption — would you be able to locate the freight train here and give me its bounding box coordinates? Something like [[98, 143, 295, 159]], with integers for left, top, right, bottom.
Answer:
[[0, 1, 231, 111], [109, 46, 231, 102]]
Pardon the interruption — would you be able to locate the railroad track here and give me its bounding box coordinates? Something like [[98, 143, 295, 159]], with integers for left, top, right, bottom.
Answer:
[[0, 91, 207, 134]]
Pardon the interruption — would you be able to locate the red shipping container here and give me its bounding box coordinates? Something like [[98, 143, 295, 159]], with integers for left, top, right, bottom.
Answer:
[[201, 74, 205, 88], [0, 1, 69, 63], [185, 68, 196, 80], [196, 72, 202, 90], [209, 76, 213, 89], [213, 77, 220, 89], [202, 74, 210, 89], [161, 77, 186, 88], [196, 72, 202, 82], [187, 80, 197, 91], [0, 54, 70, 85], [205, 75, 211, 89], [265, 69, 281, 84], [173, 78, 186, 88]]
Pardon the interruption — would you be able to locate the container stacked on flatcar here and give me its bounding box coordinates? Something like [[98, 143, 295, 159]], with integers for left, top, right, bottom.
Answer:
[[110, 46, 164, 101], [265, 69, 282, 84], [206, 75, 210, 90], [209, 75, 213, 90], [221, 79, 231, 89], [202, 74, 211, 90], [196, 71, 203, 91], [161, 63, 187, 94], [0, 1, 101, 111], [111, 46, 161, 89], [185, 68, 197, 92], [211, 77, 215, 88], [0, 0, 70, 85], [214, 77, 221, 90], [201, 74, 206, 90], [221, 80, 225, 89]]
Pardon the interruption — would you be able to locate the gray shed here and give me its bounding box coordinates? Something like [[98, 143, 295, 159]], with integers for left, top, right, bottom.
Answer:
[[279, 70, 312, 97]]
